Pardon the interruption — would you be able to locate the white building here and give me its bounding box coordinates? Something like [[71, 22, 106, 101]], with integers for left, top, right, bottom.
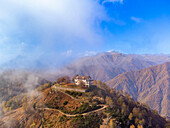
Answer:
[[74, 75, 93, 87]]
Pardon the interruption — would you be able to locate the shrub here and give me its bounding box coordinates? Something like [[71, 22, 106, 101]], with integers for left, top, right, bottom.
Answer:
[[58, 115, 66, 122], [63, 101, 68, 105], [56, 76, 70, 84], [65, 90, 83, 97]]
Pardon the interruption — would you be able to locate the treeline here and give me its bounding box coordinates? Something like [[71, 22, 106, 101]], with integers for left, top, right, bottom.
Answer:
[[56, 76, 71, 84]]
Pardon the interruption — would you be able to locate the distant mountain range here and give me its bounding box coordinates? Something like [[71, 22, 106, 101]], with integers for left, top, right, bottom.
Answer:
[[1, 51, 169, 119], [107, 62, 170, 119], [55, 51, 170, 82]]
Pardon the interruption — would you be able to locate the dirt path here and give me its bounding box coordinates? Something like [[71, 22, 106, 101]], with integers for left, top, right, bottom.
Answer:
[[38, 104, 107, 117], [42, 86, 108, 117], [81, 105, 107, 116]]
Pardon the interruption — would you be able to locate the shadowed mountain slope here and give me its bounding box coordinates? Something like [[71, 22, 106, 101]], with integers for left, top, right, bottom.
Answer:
[[107, 62, 170, 119]]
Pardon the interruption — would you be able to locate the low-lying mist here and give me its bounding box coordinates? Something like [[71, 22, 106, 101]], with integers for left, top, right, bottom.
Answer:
[[0, 70, 48, 119]]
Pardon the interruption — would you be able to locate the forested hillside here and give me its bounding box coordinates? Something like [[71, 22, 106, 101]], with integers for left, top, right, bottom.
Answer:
[[0, 80, 168, 128]]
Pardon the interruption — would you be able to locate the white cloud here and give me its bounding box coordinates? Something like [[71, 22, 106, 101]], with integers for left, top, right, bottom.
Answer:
[[79, 51, 97, 57], [0, 0, 107, 66], [107, 49, 122, 53], [0, 0, 106, 43], [102, 0, 123, 4], [62, 50, 73, 57], [131, 17, 142, 23]]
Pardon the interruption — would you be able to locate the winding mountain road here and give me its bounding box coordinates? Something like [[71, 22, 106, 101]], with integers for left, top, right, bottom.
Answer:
[[38, 104, 107, 117]]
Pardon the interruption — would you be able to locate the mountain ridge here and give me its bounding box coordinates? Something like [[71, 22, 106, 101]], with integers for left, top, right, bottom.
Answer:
[[107, 62, 170, 119], [52, 52, 170, 82]]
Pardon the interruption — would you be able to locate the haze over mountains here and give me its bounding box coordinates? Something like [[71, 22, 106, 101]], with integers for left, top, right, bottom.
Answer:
[[0, 51, 169, 120], [55, 51, 170, 82]]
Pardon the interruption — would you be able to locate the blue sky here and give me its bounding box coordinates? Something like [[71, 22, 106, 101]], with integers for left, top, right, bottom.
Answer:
[[0, 0, 170, 68], [102, 0, 170, 54]]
